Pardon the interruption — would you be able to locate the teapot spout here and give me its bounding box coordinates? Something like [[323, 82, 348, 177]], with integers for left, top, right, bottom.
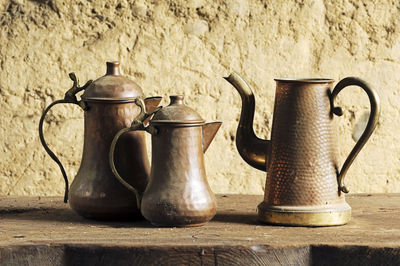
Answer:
[[144, 96, 162, 123], [224, 73, 269, 172], [144, 96, 162, 112], [202, 122, 222, 153]]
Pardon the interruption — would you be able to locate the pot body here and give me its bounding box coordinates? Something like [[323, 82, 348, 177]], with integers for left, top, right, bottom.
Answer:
[[258, 80, 351, 226], [69, 101, 149, 220], [141, 125, 216, 227]]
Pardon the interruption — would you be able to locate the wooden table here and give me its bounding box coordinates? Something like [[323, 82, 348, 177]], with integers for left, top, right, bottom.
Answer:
[[0, 194, 399, 265]]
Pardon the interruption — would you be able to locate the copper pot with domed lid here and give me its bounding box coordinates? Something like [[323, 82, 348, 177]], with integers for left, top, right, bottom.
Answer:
[[109, 95, 222, 227], [39, 61, 161, 220]]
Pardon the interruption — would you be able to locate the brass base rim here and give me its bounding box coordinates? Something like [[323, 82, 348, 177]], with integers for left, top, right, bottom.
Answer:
[[258, 203, 351, 227]]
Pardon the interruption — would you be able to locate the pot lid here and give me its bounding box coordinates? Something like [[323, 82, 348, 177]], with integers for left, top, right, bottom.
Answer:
[[81, 61, 144, 102], [150, 95, 205, 125]]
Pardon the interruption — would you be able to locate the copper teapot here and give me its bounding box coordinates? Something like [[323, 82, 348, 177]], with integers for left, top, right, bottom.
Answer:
[[225, 73, 380, 226], [109, 96, 221, 227], [39, 61, 161, 220]]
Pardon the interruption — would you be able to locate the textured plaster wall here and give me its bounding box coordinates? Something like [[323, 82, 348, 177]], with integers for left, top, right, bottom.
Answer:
[[0, 0, 399, 197]]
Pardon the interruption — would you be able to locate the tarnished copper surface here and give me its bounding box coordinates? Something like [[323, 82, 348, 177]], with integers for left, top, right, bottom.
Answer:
[[39, 61, 161, 220], [265, 80, 342, 207], [81, 61, 143, 102], [110, 96, 221, 227], [225, 73, 380, 226], [68, 101, 149, 220]]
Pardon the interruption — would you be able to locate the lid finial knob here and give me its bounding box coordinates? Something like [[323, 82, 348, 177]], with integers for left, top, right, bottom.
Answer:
[[106, 61, 121, 76], [169, 95, 184, 105]]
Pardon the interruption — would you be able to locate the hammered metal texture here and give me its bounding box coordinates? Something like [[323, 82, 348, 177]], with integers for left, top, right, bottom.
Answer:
[[264, 81, 346, 207]]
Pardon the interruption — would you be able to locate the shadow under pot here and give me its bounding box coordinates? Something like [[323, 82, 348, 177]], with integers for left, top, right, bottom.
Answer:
[[39, 61, 161, 220], [110, 95, 222, 227]]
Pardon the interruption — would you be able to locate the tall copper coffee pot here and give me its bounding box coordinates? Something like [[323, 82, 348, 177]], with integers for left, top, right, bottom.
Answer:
[[225, 73, 380, 226], [39, 61, 161, 220], [109, 96, 221, 227]]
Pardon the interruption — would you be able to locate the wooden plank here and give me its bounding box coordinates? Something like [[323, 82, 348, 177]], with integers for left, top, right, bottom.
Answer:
[[0, 194, 399, 265]]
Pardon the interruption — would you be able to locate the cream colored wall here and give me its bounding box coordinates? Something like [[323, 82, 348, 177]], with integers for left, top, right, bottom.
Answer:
[[0, 0, 398, 196]]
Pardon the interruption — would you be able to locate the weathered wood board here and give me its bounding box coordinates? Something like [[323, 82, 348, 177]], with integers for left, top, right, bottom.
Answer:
[[0, 194, 399, 265]]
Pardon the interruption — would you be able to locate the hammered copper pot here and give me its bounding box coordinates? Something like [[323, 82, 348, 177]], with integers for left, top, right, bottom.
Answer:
[[39, 61, 161, 220], [225, 73, 380, 226], [109, 96, 221, 227]]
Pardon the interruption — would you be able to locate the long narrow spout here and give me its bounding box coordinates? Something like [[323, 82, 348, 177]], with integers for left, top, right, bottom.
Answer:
[[224, 73, 269, 172]]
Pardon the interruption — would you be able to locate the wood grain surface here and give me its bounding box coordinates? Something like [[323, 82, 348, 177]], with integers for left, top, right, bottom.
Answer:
[[0, 194, 399, 265]]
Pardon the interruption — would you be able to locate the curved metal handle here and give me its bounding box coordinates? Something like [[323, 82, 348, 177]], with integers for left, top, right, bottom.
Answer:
[[38, 73, 92, 203], [109, 98, 161, 209], [331, 77, 380, 193]]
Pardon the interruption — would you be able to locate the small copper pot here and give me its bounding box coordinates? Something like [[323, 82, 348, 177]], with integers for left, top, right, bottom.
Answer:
[[225, 73, 380, 226], [109, 96, 221, 227], [39, 62, 161, 220]]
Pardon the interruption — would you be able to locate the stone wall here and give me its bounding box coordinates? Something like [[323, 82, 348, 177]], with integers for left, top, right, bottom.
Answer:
[[0, 0, 399, 196]]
